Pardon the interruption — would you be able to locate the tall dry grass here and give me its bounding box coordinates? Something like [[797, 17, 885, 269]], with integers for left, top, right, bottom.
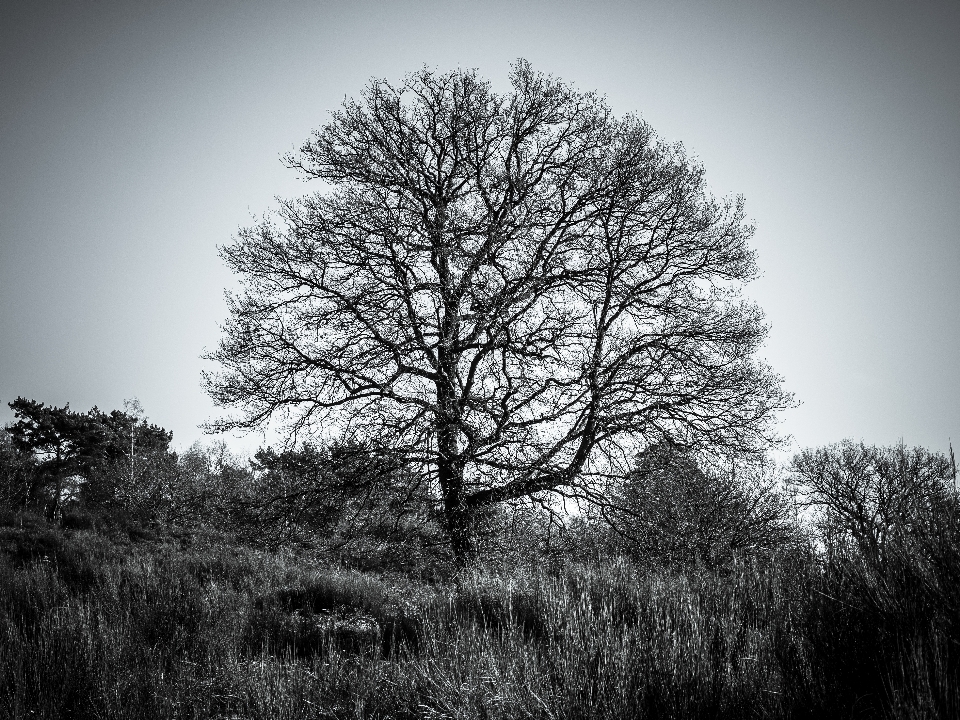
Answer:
[[0, 512, 957, 719]]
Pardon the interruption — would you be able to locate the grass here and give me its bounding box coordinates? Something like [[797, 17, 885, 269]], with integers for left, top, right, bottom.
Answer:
[[0, 512, 957, 719]]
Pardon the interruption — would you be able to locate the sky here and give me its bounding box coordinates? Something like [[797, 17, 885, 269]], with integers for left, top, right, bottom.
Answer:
[[1, 0, 958, 460]]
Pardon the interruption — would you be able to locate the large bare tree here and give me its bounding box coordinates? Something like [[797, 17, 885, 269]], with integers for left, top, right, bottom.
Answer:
[[204, 61, 791, 558]]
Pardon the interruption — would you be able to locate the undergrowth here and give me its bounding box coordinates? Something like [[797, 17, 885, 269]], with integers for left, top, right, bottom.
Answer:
[[0, 513, 956, 719]]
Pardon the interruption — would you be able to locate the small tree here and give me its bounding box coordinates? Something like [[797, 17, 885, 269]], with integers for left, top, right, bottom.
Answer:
[[160, 440, 251, 529], [791, 441, 956, 565], [84, 403, 175, 513], [603, 442, 796, 568], [5, 398, 100, 518], [205, 62, 792, 559]]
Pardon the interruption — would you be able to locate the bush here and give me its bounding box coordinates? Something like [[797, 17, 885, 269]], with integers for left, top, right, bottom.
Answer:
[[60, 508, 96, 531]]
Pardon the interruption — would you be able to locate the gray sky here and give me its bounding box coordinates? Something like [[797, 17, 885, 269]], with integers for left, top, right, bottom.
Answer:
[[1, 0, 958, 459]]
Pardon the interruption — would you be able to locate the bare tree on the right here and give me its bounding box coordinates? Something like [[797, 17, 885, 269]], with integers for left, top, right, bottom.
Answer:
[[792, 441, 957, 564]]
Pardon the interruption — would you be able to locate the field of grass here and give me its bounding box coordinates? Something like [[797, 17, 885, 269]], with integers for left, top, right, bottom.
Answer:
[[1, 511, 957, 719]]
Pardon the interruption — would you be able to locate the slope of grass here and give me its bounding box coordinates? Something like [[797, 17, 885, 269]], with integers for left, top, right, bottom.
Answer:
[[0, 513, 956, 719]]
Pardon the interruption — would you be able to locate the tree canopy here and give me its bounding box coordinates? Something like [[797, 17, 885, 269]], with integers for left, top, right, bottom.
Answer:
[[4, 397, 174, 516], [603, 441, 795, 568], [205, 61, 792, 557]]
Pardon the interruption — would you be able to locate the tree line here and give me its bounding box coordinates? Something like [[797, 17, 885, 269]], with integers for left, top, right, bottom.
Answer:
[[3, 395, 957, 576], [0, 398, 438, 562]]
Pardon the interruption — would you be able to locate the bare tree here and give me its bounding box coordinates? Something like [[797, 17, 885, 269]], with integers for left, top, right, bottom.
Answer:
[[204, 61, 792, 559], [792, 441, 956, 564]]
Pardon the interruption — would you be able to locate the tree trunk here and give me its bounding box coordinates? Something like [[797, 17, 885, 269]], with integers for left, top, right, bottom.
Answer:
[[435, 412, 475, 563], [25, 467, 44, 512], [430, 200, 478, 562], [444, 492, 475, 562], [435, 350, 473, 562], [46, 472, 63, 521]]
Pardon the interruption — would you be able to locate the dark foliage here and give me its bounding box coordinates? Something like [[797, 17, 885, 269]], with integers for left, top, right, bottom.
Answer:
[[2, 398, 175, 519], [599, 441, 798, 569], [2, 388, 957, 718], [0, 489, 959, 719], [237, 441, 437, 554], [1, 509, 959, 718]]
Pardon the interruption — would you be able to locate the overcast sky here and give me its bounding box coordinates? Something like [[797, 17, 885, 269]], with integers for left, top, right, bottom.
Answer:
[[1, 0, 958, 459]]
